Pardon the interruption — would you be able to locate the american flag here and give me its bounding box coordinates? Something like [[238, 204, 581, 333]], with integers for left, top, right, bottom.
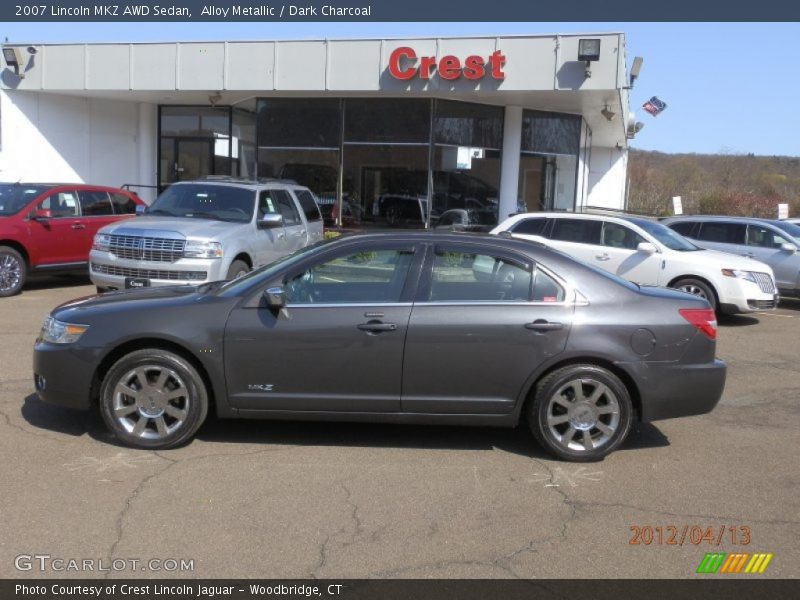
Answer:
[[643, 96, 667, 116]]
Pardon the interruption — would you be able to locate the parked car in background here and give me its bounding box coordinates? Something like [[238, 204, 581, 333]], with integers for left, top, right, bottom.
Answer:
[[663, 216, 800, 298], [492, 212, 778, 314], [35, 232, 725, 461], [90, 178, 324, 292], [0, 182, 143, 297], [433, 208, 495, 232]]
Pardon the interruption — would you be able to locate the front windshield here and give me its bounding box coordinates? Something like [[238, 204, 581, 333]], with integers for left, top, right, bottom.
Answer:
[[624, 217, 700, 251], [146, 183, 255, 223], [216, 237, 336, 297], [0, 184, 50, 216], [771, 220, 800, 241]]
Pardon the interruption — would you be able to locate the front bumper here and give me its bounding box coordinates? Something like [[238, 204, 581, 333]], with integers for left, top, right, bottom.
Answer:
[[619, 359, 727, 422], [89, 250, 225, 289], [716, 276, 777, 314], [33, 341, 98, 410]]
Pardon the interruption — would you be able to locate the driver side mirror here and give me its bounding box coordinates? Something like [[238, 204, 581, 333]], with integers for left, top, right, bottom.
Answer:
[[636, 242, 657, 254], [781, 242, 797, 254], [32, 208, 53, 220], [258, 213, 284, 229], [263, 286, 286, 309]]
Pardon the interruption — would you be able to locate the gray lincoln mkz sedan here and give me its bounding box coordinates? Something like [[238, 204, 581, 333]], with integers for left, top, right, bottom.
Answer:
[[34, 232, 726, 461]]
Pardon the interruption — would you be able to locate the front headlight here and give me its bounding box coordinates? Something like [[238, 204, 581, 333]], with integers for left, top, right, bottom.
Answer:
[[92, 233, 111, 252], [39, 317, 89, 344], [183, 240, 223, 259], [721, 269, 757, 283]]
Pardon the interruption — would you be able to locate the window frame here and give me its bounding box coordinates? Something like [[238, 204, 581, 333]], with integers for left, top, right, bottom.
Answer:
[[697, 221, 747, 245], [38, 189, 82, 219]]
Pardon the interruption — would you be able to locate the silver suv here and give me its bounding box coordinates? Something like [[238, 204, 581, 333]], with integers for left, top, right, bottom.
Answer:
[[90, 178, 324, 291]]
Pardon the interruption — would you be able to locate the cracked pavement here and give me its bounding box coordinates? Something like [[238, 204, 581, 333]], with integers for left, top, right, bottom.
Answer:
[[1, 277, 798, 579]]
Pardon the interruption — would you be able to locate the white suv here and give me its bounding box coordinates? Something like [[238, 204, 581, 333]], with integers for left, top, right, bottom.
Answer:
[[90, 178, 324, 291], [492, 212, 778, 314]]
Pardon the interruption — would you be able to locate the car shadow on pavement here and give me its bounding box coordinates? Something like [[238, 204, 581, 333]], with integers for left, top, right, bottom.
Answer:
[[23, 274, 93, 293], [717, 314, 760, 327], [776, 297, 800, 311], [20, 394, 670, 460]]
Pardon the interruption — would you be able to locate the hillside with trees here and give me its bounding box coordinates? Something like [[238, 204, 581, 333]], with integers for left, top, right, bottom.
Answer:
[[626, 150, 800, 218]]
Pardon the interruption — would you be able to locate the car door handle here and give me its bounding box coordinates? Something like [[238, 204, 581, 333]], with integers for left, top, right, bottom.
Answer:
[[357, 322, 398, 332], [525, 320, 564, 332], [595, 253, 610, 261], [71, 223, 85, 230], [294, 230, 306, 237]]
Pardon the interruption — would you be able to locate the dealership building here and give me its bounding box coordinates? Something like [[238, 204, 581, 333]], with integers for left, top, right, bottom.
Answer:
[[0, 33, 639, 227]]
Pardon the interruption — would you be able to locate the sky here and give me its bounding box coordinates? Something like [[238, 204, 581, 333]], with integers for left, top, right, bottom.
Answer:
[[3, 21, 799, 157]]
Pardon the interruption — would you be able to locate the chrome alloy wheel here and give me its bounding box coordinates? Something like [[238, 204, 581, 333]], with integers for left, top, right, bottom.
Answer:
[[677, 283, 708, 299], [0, 254, 22, 294], [112, 365, 190, 439], [546, 378, 621, 453]]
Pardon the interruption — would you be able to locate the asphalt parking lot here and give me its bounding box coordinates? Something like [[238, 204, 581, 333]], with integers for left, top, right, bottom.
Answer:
[[1, 276, 798, 579]]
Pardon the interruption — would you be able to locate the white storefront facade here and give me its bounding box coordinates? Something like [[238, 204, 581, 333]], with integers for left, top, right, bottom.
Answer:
[[0, 33, 637, 227]]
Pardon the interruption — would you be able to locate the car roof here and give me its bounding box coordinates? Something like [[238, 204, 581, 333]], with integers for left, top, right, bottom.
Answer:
[[181, 176, 302, 189], [663, 215, 783, 225]]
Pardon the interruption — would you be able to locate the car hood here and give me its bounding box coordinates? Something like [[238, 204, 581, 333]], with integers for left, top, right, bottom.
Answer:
[[689, 248, 774, 273], [98, 216, 251, 240], [52, 285, 210, 319]]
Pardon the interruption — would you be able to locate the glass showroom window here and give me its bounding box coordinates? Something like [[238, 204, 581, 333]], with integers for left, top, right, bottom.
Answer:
[[232, 100, 257, 179], [256, 99, 342, 226], [432, 100, 503, 228], [343, 99, 431, 229], [519, 110, 581, 212]]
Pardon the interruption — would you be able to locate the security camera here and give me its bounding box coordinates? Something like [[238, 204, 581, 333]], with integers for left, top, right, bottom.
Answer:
[[26, 46, 37, 55]]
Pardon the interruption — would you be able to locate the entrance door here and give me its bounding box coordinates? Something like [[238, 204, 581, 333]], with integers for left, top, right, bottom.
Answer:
[[159, 138, 214, 191]]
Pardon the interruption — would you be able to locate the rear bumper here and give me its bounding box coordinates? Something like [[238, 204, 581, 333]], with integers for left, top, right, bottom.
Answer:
[[619, 359, 727, 422]]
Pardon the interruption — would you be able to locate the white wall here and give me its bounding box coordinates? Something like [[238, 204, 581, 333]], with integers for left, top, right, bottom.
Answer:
[[586, 147, 627, 209], [0, 90, 147, 194]]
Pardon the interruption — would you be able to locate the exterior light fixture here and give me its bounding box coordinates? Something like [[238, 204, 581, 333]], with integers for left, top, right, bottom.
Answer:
[[578, 38, 601, 78], [629, 56, 643, 87], [601, 105, 616, 121], [627, 121, 645, 139], [2, 46, 22, 77]]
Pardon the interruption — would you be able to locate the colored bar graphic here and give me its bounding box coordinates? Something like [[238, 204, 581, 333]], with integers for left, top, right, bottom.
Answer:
[[697, 552, 773, 574]]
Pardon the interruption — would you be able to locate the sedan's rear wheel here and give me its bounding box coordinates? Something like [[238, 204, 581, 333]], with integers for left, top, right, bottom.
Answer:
[[528, 364, 633, 462], [0, 247, 26, 297], [672, 278, 717, 312], [99, 349, 208, 449]]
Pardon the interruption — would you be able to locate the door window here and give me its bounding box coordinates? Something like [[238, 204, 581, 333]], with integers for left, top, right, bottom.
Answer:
[[601, 222, 646, 250], [78, 190, 113, 216], [697, 222, 746, 244], [285, 248, 414, 304], [668, 221, 697, 237], [39, 191, 80, 218], [428, 248, 532, 302], [511, 217, 549, 236], [549, 218, 602, 245], [294, 190, 322, 222], [532, 268, 566, 302], [110, 193, 139, 214], [260, 190, 301, 226], [747, 225, 790, 249]]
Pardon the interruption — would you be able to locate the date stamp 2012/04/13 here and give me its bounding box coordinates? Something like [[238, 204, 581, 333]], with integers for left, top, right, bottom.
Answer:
[[629, 525, 751, 546]]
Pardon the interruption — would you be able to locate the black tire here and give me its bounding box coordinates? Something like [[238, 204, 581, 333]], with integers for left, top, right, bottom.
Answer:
[[527, 364, 633, 462], [226, 259, 249, 280], [671, 278, 717, 312], [99, 349, 208, 449], [0, 246, 26, 297], [96, 286, 109, 294]]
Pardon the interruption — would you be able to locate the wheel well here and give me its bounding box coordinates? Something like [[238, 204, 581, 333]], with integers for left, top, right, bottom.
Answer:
[[667, 274, 719, 302], [0, 240, 30, 268], [90, 338, 216, 412], [523, 357, 643, 421], [232, 253, 252, 268]]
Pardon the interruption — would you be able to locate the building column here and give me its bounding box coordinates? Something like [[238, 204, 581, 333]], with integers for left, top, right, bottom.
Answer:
[[498, 105, 523, 222], [137, 103, 157, 204]]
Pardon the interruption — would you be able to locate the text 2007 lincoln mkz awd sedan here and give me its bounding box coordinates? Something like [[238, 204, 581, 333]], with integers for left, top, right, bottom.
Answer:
[[33, 232, 726, 461]]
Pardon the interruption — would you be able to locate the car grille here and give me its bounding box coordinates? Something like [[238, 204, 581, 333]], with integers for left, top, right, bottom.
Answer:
[[108, 235, 185, 263], [91, 263, 206, 281], [748, 298, 777, 310], [753, 272, 776, 294]]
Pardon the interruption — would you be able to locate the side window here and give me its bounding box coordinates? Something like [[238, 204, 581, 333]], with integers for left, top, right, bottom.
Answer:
[[532, 268, 566, 302], [78, 190, 113, 216], [294, 190, 322, 222], [669, 221, 697, 237], [747, 225, 789, 249], [110, 192, 138, 215], [272, 190, 302, 226], [697, 222, 746, 244], [601, 222, 646, 250], [285, 248, 414, 305], [39, 191, 80, 218], [259, 191, 279, 217], [428, 248, 532, 302], [511, 217, 548, 236], [549, 218, 602, 245]]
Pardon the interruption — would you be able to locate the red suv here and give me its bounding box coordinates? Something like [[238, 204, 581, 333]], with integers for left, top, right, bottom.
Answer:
[[0, 183, 144, 296]]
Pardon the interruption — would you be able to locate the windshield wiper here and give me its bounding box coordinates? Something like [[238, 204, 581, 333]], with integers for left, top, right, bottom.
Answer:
[[185, 211, 230, 221], [145, 208, 176, 216]]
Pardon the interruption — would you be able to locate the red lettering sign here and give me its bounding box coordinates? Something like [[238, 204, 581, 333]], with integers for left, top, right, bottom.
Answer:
[[388, 47, 506, 81]]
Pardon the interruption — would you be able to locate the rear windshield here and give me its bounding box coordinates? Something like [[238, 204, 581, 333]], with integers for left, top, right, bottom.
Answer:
[[0, 184, 50, 215], [146, 184, 255, 223], [623, 217, 700, 251]]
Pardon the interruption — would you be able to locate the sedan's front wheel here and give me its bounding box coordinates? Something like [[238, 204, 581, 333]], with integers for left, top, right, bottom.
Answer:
[[99, 349, 208, 449], [528, 364, 633, 462]]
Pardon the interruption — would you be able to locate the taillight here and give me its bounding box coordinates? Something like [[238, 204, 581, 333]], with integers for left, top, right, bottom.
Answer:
[[679, 308, 717, 340]]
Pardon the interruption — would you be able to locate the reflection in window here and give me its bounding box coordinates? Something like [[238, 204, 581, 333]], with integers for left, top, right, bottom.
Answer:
[[429, 250, 531, 302], [532, 269, 566, 302], [285, 249, 414, 304], [522, 110, 581, 156], [601, 222, 645, 250]]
